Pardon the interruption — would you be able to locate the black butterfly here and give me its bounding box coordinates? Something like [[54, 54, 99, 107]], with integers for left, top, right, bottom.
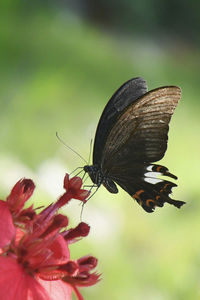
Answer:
[[84, 77, 185, 212]]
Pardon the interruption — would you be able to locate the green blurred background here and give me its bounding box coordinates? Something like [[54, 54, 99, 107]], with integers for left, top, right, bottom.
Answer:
[[0, 1, 200, 299]]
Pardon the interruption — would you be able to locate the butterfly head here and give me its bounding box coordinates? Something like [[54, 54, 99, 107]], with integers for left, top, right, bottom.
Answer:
[[84, 165, 102, 187]]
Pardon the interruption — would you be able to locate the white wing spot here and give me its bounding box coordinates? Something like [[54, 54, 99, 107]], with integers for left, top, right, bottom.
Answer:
[[144, 177, 163, 184], [146, 165, 153, 172], [145, 171, 161, 177]]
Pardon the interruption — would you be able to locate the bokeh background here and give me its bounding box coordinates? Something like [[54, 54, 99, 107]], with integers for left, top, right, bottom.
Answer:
[[1, 1, 200, 299]]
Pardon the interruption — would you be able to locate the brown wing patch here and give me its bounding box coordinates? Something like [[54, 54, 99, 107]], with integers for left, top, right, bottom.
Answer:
[[102, 86, 181, 169]]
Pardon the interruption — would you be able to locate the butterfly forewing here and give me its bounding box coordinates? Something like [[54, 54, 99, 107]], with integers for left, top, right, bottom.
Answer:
[[102, 86, 181, 169], [93, 77, 147, 165]]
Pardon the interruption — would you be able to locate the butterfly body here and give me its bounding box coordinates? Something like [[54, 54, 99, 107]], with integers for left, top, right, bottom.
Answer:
[[83, 165, 118, 193], [84, 77, 185, 212]]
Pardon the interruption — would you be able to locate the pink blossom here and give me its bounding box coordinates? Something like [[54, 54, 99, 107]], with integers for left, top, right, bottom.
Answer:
[[0, 174, 100, 300]]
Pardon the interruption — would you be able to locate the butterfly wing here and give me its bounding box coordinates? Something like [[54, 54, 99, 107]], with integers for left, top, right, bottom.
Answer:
[[102, 86, 181, 167], [93, 77, 148, 165], [108, 162, 184, 212], [101, 86, 184, 212]]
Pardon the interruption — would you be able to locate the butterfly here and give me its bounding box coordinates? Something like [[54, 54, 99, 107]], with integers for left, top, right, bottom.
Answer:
[[84, 77, 185, 212]]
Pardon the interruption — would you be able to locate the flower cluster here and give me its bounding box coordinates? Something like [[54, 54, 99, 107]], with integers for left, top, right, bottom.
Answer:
[[0, 174, 100, 300]]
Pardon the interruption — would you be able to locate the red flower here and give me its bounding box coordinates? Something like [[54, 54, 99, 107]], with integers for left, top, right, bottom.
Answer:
[[0, 179, 35, 248], [57, 174, 90, 208], [0, 174, 100, 300]]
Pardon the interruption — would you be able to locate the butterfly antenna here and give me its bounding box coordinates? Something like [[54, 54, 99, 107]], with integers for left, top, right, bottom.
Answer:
[[56, 132, 87, 164]]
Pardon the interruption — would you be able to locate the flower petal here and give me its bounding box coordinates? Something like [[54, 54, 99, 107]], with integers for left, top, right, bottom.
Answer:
[[0, 201, 15, 248], [0, 256, 51, 300], [45, 234, 70, 265], [69, 177, 82, 191], [38, 278, 72, 300]]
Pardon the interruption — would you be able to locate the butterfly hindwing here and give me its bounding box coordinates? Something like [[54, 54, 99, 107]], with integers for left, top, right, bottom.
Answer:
[[108, 163, 185, 212]]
